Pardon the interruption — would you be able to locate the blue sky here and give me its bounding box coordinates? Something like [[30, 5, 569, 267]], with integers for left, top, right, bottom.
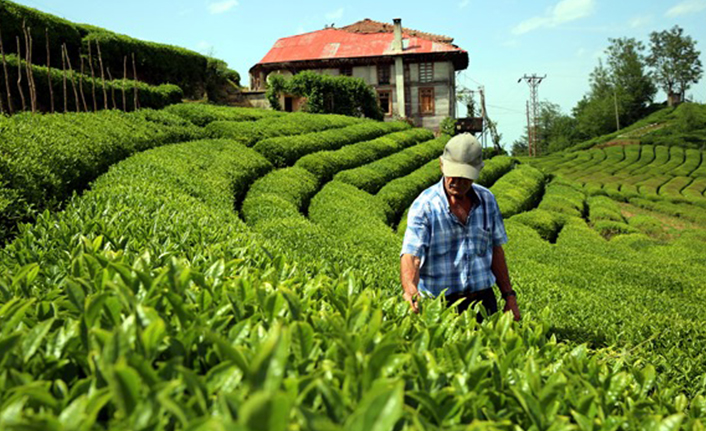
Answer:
[[13, 0, 706, 147]]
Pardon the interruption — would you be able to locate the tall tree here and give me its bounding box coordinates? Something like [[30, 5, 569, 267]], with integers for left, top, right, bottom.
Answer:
[[647, 25, 703, 106], [605, 37, 655, 123], [574, 38, 655, 138]]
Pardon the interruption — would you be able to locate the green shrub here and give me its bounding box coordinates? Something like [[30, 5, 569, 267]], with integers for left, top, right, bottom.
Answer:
[[164, 103, 281, 126], [206, 112, 363, 146], [241, 167, 319, 226], [2, 54, 183, 112], [83, 31, 210, 98], [254, 121, 409, 167], [509, 209, 566, 242], [490, 164, 545, 217], [0, 0, 83, 68], [627, 214, 664, 237], [477, 155, 515, 188], [593, 220, 640, 237], [0, 109, 203, 243], [295, 128, 433, 182], [538, 181, 586, 218], [267, 70, 383, 120], [309, 181, 399, 258], [335, 136, 449, 193], [587, 196, 624, 223]]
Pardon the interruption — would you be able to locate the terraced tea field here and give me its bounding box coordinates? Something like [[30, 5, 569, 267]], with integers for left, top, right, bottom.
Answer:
[[1, 103, 705, 430]]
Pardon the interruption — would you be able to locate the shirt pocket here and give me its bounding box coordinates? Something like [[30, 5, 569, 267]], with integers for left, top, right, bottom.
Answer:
[[474, 228, 492, 256]]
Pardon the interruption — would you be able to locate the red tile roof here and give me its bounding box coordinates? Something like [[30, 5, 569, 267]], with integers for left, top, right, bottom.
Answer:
[[256, 21, 466, 67]]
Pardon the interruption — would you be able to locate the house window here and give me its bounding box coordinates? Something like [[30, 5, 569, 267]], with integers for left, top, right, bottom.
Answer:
[[419, 88, 435, 116], [340, 66, 352, 76], [377, 64, 391, 85], [378, 90, 392, 115], [419, 62, 433, 83]]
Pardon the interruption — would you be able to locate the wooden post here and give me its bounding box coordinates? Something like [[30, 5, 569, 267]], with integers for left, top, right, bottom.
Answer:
[[60, 38, 67, 112], [96, 40, 107, 110], [122, 55, 127, 110], [87, 40, 97, 111], [46, 28, 54, 113], [106, 67, 116, 109], [63, 44, 80, 112], [0, 24, 13, 114], [16, 37, 26, 111], [132, 53, 138, 110], [78, 53, 88, 112], [23, 24, 36, 113]]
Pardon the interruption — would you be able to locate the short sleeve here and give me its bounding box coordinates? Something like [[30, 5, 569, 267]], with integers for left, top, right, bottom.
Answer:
[[489, 194, 508, 246], [401, 199, 431, 261]]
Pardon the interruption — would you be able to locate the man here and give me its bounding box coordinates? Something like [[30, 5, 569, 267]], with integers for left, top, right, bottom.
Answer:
[[400, 133, 520, 321]]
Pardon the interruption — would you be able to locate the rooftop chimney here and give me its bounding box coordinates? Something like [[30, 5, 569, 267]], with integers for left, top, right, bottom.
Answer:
[[393, 18, 403, 53]]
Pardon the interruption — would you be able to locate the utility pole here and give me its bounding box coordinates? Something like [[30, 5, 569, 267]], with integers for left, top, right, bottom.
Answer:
[[526, 101, 532, 157], [518, 74, 546, 157]]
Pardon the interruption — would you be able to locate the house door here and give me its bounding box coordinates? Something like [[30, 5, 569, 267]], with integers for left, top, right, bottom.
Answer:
[[284, 97, 294, 112]]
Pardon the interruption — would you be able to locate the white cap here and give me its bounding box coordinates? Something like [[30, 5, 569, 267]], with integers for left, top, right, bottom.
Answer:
[[440, 133, 484, 180]]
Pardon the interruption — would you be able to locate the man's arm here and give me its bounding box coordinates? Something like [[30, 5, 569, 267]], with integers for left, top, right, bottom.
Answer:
[[400, 254, 421, 313], [491, 245, 520, 321]]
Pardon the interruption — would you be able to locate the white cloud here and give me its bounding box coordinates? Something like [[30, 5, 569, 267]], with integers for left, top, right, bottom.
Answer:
[[629, 15, 652, 28], [512, 0, 596, 35], [208, 0, 238, 14], [325, 7, 345, 21], [575, 47, 587, 57], [459, 0, 470, 8], [666, 0, 706, 17]]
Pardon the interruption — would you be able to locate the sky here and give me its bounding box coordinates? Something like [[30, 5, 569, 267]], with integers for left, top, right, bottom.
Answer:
[[12, 0, 706, 147]]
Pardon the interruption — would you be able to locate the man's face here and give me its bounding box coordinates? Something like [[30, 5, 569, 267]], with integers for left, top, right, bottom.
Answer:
[[443, 176, 473, 198]]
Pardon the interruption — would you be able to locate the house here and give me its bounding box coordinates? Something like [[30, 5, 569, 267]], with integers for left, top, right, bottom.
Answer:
[[249, 19, 469, 130]]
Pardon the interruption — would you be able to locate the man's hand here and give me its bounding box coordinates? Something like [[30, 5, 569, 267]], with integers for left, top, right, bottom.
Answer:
[[403, 286, 420, 314], [503, 296, 521, 321], [401, 254, 421, 314]]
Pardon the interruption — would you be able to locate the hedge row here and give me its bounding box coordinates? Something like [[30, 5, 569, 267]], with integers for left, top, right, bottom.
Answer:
[[489, 164, 545, 218], [1, 54, 183, 113], [82, 31, 217, 98], [164, 103, 282, 126], [335, 135, 449, 194], [477, 156, 515, 188], [254, 121, 410, 167], [0, 0, 238, 99], [588, 196, 625, 223], [376, 159, 441, 225], [628, 197, 706, 226], [508, 177, 586, 242], [206, 113, 363, 147], [0, 0, 83, 69], [241, 167, 319, 226], [295, 128, 433, 182], [509, 209, 566, 242], [537, 178, 586, 218], [309, 181, 400, 259], [0, 109, 203, 243]]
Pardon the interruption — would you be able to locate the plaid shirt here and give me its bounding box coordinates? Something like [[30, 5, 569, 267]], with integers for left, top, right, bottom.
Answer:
[[401, 179, 508, 297]]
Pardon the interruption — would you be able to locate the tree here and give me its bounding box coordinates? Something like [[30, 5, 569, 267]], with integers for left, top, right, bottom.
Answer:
[[266, 71, 383, 120], [512, 101, 577, 156], [647, 26, 703, 106], [573, 38, 655, 138], [605, 37, 656, 123]]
